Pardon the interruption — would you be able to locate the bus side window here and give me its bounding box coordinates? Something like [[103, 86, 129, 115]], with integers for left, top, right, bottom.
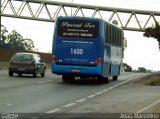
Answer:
[[117, 29, 120, 46], [108, 24, 111, 44], [109, 25, 111, 44], [114, 27, 116, 46], [105, 24, 110, 44], [120, 32, 122, 47], [115, 28, 117, 46], [113, 27, 116, 46], [117, 30, 119, 46], [111, 27, 113, 45], [119, 31, 121, 46], [112, 27, 114, 45], [105, 24, 108, 43]]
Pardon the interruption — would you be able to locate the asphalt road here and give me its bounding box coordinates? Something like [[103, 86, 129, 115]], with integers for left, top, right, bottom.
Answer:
[[0, 70, 159, 118]]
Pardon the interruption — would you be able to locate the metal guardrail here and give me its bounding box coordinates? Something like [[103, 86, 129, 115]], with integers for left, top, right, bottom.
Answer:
[[1, 0, 160, 31]]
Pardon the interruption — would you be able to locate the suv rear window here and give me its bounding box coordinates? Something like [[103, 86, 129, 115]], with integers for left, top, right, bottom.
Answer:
[[13, 54, 32, 61]]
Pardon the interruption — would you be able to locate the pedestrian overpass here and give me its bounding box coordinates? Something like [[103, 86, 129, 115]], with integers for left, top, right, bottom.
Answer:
[[1, 0, 160, 31]]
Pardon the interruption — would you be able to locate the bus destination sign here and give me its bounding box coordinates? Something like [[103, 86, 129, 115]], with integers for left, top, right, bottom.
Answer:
[[57, 19, 99, 39]]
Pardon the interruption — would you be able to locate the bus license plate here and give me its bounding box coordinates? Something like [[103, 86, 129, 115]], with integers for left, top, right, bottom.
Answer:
[[72, 69, 80, 73]]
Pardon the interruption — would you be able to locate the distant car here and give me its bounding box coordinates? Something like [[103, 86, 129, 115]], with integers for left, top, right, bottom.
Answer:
[[8, 52, 46, 77]]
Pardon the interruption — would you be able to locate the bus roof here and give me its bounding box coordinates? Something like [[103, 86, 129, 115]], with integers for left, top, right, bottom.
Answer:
[[57, 16, 102, 21]]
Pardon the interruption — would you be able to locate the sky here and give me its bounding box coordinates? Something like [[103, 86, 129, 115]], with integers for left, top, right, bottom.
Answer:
[[1, 0, 160, 71]]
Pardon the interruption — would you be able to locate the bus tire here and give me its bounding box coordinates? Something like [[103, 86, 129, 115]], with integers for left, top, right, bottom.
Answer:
[[103, 77, 109, 83], [9, 71, 13, 76], [62, 75, 68, 82], [98, 76, 108, 83], [68, 76, 75, 83], [113, 75, 118, 81], [18, 73, 22, 77]]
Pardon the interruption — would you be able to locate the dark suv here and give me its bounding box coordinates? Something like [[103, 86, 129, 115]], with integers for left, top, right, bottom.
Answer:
[[8, 52, 46, 77]]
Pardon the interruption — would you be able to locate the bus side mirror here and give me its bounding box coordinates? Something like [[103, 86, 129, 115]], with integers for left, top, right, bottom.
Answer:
[[123, 38, 127, 48]]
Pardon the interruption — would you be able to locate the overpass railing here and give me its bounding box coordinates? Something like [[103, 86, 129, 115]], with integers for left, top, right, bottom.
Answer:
[[1, 0, 160, 31]]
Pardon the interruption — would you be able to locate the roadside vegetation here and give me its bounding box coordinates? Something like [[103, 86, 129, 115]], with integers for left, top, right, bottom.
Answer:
[[136, 74, 160, 86], [1, 25, 35, 51], [144, 21, 160, 50]]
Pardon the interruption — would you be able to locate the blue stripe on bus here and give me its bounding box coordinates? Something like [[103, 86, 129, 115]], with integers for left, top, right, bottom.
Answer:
[[52, 63, 102, 75]]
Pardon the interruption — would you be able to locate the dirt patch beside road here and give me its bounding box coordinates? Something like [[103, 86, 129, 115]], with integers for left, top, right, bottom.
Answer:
[[135, 74, 160, 86]]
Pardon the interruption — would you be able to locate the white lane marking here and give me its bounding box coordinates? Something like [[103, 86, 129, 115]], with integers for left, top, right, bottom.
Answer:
[[87, 95, 96, 98], [87, 75, 146, 99], [108, 75, 146, 89], [61, 103, 76, 108], [37, 80, 53, 84], [107, 87, 114, 90], [75, 98, 86, 103], [46, 75, 148, 113], [102, 89, 108, 92], [95, 92, 103, 95], [5, 103, 12, 106], [46, 108, 61, 113], [137, 100, 160, 113]]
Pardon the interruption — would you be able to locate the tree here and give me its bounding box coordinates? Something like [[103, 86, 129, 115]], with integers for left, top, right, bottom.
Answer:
[[123, 63, 132, 72], [143, 21, 160, 50], [1, 25, 35, 51], [0, 25, 8, 47], [138, 67, 147, 72]]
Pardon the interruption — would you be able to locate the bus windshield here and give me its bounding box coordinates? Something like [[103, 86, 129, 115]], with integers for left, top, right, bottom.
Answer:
[[57, 19, 99, 39]]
